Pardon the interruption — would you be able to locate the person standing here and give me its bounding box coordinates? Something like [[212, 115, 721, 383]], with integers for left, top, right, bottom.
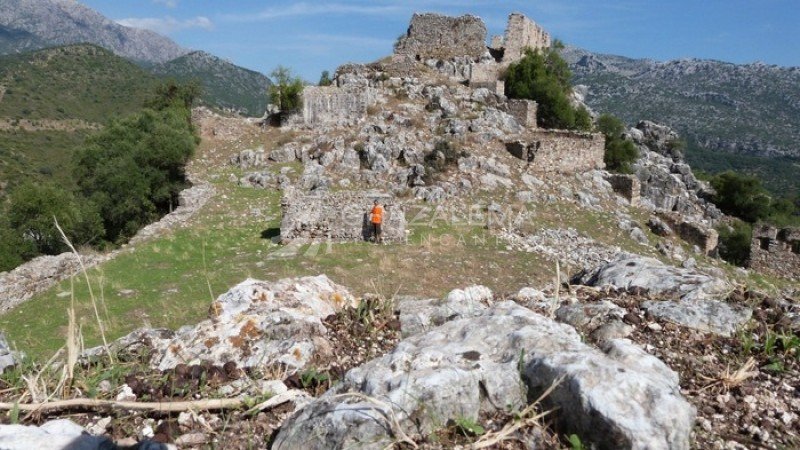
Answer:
[[370, 200, 384, 243]]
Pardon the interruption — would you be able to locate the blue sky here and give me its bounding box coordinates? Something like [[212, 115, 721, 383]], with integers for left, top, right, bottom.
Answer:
[[81, 0, 800, 81]]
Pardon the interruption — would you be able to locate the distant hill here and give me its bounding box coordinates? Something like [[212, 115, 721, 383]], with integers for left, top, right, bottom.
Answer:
[[0, 44, 157, 123], [562, 46, 800, 195], [0, 44, 158, 193], [151, 51, 271, 117], [0, 0, 187, 63]]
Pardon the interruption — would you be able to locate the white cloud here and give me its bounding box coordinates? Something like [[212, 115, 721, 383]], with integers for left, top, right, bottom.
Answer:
[[221, 2, 402, 22], [152, 0, 178, 8], [117, 16, 214, 34]]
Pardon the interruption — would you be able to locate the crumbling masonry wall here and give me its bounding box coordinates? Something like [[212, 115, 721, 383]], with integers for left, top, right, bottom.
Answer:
[[505, 99, 538, 129], [394, 13, 487, 60], [505, 130, 605, 173], [280, 191, 406, 243], [748, 225, 800, 280], [605, 174, 641, 206], [496, 13, 551, 67], [302, 86, 373, 126], [657, 212, 719, 255]]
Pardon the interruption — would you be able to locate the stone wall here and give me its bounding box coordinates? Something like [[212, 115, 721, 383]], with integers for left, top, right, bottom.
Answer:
[[748, 225, 800, 280], [505, 130, 605, 173], [606, 174, 641, 206], [468, 63, 499, 91], [394, 13, 487, 60], [505, 99, 537, 128], [301, 86, 373, 126], [497, 13, 551, 66], [657, 212, 719, 255], [280, 191, 406, 243]]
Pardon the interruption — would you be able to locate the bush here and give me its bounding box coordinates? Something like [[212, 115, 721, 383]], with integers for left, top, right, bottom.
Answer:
[[717, 221, 752, 266], [710, 171, 771, 223], [505, 42, 591, 131], [0, 218, 36, 272], [7, 181, 104, 255], [318, 70, 332, 87], [596, 114, 638, 173]]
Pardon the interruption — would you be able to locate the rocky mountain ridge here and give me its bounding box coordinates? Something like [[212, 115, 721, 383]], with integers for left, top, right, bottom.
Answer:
[[0, 0, 188, 63], [562, 46, 800, 161], [151, 51, 272, 117]]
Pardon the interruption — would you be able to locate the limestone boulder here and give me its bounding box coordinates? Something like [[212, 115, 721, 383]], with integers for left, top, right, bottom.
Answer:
[[579, 254, 731, 302], [641, 299, 752, 337], [0, 332, 19, 374], [85, 276, 357, 371], [273, 302, 694, 450], [396, 285, 491, 337]]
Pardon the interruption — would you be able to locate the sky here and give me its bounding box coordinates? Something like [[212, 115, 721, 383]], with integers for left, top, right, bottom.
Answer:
[[80, 0, 800, 81]]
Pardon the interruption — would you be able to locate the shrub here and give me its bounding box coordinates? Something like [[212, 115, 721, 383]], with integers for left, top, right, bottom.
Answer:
[[596, 114, 638, 173], [717, 221, 752, 266], [268, 66, 304, 112], [505, 42, 591, 131], [422, 140, 467, 183], [0, 218, 36, 272], [318, 70, 332, 87], [710, 171, 771, 223], [7, 181, 104, 255]]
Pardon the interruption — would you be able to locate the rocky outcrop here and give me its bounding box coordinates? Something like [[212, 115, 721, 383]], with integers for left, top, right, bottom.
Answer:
[[274, 301, 694, 450], [580, 254, 751, 336], [630, 121, 722, 223], [85, 276, 358, 371]]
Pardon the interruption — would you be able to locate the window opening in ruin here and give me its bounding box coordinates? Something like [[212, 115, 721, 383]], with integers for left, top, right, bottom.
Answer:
[[759, 237, 770, 250], [791, 240, 800, 254]]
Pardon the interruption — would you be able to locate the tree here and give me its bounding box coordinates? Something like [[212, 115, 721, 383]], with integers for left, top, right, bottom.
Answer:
[[75, 105, 196, 242], [318, 70, 333, 86], [505, 44, 591, 131], [8, 182, 104, 255], [268, 66, 304, 112], [710, 171, 771, 223], [596, 114, 638, 173]]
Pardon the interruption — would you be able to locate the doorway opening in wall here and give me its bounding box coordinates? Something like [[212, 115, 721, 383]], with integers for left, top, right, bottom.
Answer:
[[759, 237, 770, 250]]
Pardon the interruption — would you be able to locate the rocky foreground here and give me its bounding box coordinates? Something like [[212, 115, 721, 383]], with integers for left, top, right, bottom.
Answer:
[[1, 258, 797, 449]]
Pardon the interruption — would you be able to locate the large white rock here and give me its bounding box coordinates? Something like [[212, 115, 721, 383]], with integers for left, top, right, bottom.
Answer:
[[85, 276, 356, 371], [581, 254, 731, 302], [273, 302, 694, 450]]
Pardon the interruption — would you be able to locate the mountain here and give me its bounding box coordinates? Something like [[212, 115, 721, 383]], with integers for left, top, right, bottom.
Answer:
[[0, 44, 157, 122], [0, 0, 187, 63], [562, 46, 800, 195], [151, 51, 272, 117], [0, 44, 158, 192]]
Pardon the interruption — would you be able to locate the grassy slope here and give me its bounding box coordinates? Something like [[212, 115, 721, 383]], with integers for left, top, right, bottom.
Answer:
[[0, 44, 157, 193]]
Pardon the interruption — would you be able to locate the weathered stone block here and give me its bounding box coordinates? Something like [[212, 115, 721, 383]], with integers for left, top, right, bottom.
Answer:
[[469, 63, 499, 91], [657, 212, 719, 255], [506, 130, 605, 173], [394, 13, 487, 60], [606, 174, 641, 206], [505, 99, 537, 128], [280, 191, 406, 243], [301, 86, 373, 127]]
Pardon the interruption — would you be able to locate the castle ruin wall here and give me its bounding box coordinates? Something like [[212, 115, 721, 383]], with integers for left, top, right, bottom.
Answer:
[[280, 191, 406, 243], [394, 13, 488, 60], [748, 224, 800, 280], [301, 86, 373, 127], [505, 130, 605, 173]]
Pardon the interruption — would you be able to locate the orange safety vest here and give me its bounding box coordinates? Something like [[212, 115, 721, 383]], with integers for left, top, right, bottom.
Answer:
[[371, 205, 384, 224]]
